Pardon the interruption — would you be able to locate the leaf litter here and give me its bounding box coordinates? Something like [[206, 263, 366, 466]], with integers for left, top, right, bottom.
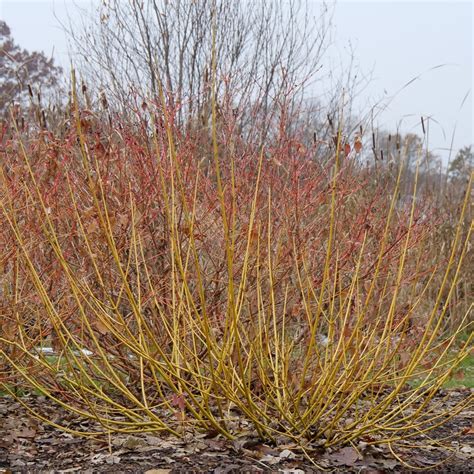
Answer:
[[0, 389, 472, 473]]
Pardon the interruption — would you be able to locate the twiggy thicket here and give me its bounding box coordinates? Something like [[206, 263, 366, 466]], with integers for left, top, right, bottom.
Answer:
[[0, 0, 472, 459]]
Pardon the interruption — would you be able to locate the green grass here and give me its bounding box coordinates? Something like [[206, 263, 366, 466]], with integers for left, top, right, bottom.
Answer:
[[442, 352, 474, 389], [407, 349, 474, 390]]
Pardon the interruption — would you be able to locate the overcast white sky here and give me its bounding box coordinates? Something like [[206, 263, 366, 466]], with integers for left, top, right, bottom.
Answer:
[[1, 0, 472, 164]]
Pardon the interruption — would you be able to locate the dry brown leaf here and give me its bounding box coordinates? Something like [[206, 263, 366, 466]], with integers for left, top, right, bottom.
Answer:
[[12, 426, 37, 439], [328, 446, 361, 466]]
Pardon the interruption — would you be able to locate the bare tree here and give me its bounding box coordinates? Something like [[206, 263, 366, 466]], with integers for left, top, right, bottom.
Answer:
[[65, 0, 344, 142]]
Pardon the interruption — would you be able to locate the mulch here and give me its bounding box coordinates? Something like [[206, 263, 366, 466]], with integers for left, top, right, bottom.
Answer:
[[1, 388, 472, 473]]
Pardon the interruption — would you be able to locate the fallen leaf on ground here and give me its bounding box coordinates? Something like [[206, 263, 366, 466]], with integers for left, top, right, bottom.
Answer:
[[328, 446, 361, 466]]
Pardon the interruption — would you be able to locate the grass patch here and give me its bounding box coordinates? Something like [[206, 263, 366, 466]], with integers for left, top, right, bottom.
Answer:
[[443, 352, 474, 388]]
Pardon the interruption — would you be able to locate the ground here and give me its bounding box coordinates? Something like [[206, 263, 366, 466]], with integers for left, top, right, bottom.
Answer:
[[0, 389, 472, 473]]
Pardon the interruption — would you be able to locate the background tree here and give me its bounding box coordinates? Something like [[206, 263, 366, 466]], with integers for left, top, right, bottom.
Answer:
[[0, 20, 63, 117], [65, 0, 365, 145], [370, 130, 443, 196], [448, 145, 473, 182]]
